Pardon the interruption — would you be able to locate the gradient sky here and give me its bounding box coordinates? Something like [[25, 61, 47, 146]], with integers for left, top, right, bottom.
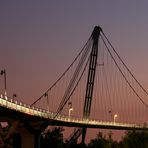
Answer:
[[1, 0, 148, 141]]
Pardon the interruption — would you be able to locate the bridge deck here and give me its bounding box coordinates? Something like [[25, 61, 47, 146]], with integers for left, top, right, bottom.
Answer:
[[0, 96, 147, 131]]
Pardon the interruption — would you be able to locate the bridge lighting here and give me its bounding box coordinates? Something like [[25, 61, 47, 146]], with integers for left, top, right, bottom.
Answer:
[[0, 69, 7, 96], [0, 94, 3, 98], [4, 91, 7, 100], [114, 114, 118, 124], [68, 107, 73, 119], [68, 101, 73, 119], [44, 92, 49, 111]]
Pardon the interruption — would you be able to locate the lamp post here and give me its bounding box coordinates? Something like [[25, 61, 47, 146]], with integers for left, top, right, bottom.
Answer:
[[68, 107, 73, 119], [44, 92, 49, 111], [0, 69, 7, 98], [68, 102, 73, 119], [109, 110, 112, 121], [113, 114, 118, 124]]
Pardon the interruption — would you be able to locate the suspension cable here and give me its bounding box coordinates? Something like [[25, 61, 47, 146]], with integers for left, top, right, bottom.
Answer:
[[31, 36, 92, 106], [57, 42, 92, 112], [101, 31, 148, 97], [100, 34, 148, 108], [57, 39, 92, 112], [56, 56, 90, 116]]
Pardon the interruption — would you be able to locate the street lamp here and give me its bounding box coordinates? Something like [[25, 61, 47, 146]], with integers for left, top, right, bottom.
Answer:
[[68, 102, 73, 119], [109, 110, 112, 121], [44, 92, 49, 111], [68, 107, 73, 119], [113, 114, 118, 124], [0, 69, 7, 98]]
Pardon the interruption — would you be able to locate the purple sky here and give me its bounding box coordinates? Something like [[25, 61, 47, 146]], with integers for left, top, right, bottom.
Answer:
[[1, 0, 148, 141]]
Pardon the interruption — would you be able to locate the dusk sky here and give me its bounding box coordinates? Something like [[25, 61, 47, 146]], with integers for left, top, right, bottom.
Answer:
[[1, 0, 148, 141]]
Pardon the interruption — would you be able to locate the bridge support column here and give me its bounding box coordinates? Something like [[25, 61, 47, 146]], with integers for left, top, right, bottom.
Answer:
[[82, 127, 86, 144]]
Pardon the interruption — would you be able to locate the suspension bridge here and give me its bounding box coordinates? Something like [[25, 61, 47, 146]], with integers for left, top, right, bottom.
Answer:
[[0, 26, 148, 148]]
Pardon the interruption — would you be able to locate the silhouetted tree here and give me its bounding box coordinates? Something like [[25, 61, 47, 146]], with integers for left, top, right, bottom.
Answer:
[[88, 132, 109, 148], [40, 127, 148, 148], [121, 130, 148, 148], [88, 131, 119, 148], [40, 127, 64, 148]]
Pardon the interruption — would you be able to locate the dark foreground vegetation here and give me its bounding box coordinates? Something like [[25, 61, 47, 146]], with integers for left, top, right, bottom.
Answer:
[[1, 125, 148, 148], [40, 127, 148, 148]]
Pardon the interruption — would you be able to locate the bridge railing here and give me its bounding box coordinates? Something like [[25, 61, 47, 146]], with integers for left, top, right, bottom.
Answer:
[[0, 95, 56, 118], [0, 96, 143, 129]]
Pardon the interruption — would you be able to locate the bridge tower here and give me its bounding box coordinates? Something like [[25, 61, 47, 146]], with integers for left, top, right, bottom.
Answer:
[[82, 26, 102, 143]]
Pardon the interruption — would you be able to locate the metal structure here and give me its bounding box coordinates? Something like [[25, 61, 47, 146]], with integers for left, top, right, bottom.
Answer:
[[82, 26, 102, 143]]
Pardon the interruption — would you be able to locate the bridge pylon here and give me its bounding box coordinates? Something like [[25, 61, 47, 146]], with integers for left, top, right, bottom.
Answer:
[[82, 26, 102, 143]]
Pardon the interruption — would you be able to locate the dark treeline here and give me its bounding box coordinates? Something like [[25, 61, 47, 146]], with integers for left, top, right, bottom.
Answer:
[[40, 127, 148, 148], [1, 125, 148, 148]]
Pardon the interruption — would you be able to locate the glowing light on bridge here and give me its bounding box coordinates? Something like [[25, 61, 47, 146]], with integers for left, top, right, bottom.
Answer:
[[114, 114, 118, 124], [0, 95, 146, 130]]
